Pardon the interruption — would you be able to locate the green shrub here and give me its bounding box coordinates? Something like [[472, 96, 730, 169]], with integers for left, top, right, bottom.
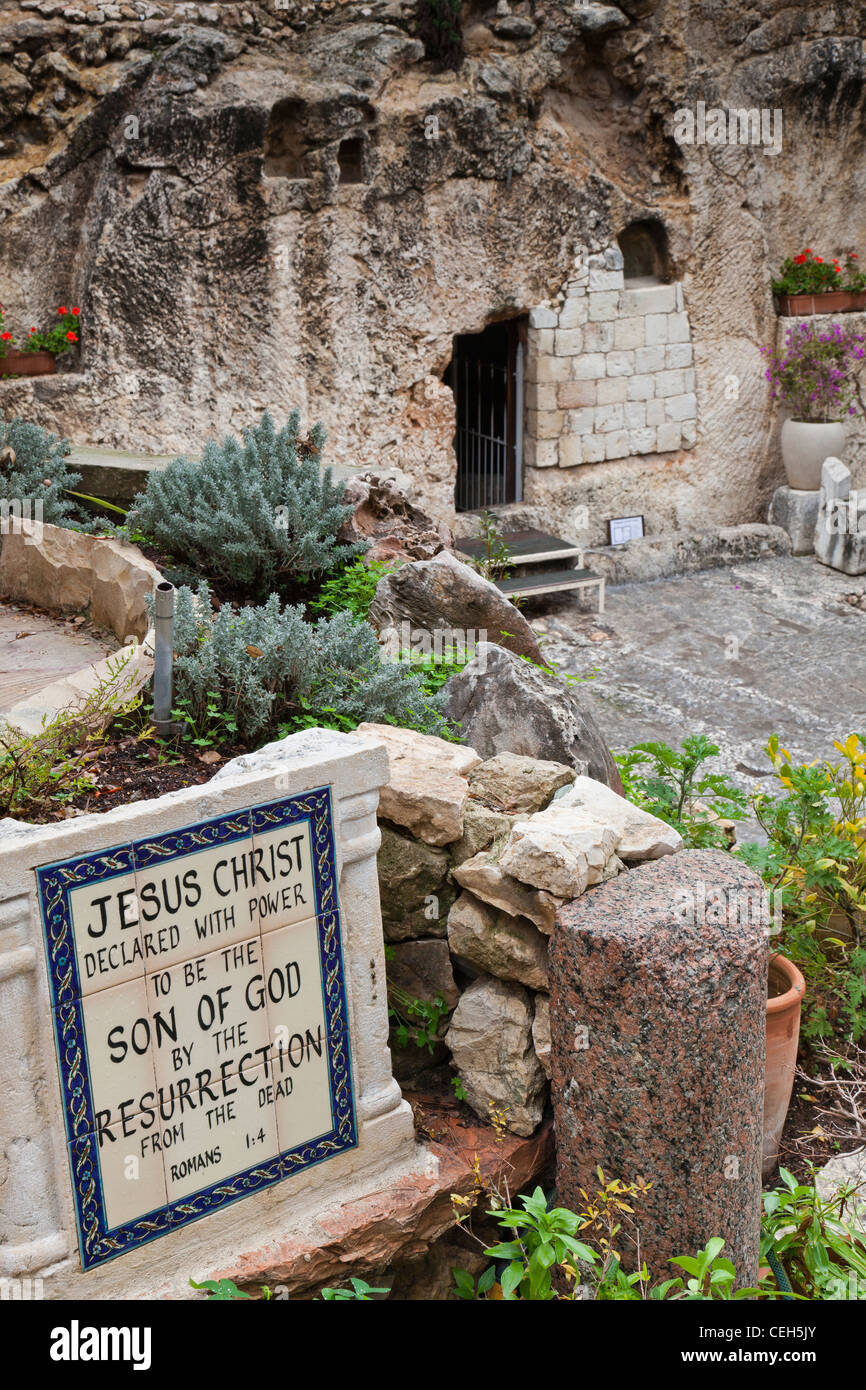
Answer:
[[616, 736, 748, 849], [168, 582, 453, 745], [0, 413, 80, 527], [309, 557, 394, 620], [737, 734, 866, 1043], [128, 411, 364, 597]]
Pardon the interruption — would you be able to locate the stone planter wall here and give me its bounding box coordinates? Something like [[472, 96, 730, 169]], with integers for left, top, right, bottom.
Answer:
[[364, 723, 684, 1137], [0, 522, 160, 734]]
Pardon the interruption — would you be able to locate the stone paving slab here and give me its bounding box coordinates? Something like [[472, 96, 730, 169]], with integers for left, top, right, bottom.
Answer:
[[533, 555, 866, 798], [0, 603, 115, 716]]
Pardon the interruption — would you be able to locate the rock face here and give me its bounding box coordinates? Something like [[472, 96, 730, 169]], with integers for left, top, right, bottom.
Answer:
[[376, 824, 453, 941], [452, 851, 559, 933], [444, 643, 623, 792], [550, 850, 768, 1283], [449, 799, 513, 866], [499, 811, 619, 897], [768, 486, 820, 557], [447, 891, 549, 991], [468, 751, 575, 814], [0, 522, 161, 642], [369, 551, 543, 664], [356, 722, 480, 846], [445, 976, 547, 1136], [815, 457, 866, 576], [552, 775, 683, 860], [816, 1149, 866, 1239], [337, 473, 452, 565], [1, 2, 866, 532], [531, 995, 551, 1079]]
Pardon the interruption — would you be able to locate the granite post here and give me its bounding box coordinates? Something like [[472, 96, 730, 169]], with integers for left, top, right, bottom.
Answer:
[[550, 849, 768, 1284]]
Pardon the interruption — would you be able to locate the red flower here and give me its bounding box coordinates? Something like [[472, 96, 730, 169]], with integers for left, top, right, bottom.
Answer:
[[71, 306, 80, 315], [814, 257, 823, 263], [30, 327, 36, 333], [66, 331, 78, 342], [793, 254, 806, 264], [851, 253, 859, 260], [1, 331, 11, 341], [57, 305, 68, 315], [803, 247, 812, 254]]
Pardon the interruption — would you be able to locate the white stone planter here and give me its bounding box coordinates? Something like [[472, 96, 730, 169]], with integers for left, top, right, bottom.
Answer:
[[780, 419, 845, 491]]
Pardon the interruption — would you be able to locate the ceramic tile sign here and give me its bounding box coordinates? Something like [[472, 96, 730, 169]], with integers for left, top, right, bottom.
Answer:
[[36, 786, 356, 1271]]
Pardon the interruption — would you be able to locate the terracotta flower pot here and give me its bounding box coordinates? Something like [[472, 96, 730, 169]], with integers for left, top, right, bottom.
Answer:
[[762, 953, 805, 1179], [777, 291, 866, 316], [0, 350, 56, 377], [780, 418, 845, 490]]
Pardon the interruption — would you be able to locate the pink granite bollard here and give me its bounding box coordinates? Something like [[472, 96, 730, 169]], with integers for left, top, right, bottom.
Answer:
[[550, 849, 768, 1285]]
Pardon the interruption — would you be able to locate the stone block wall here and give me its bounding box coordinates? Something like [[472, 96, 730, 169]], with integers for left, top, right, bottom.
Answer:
[[524, 246, 697, 470], [366, 724, 684, 1139]]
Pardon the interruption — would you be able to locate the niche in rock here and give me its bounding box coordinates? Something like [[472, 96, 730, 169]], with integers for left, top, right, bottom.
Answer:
[[618, 219, 673, 286], [338, 136, 366, 185], [264, 99, 311, 179]]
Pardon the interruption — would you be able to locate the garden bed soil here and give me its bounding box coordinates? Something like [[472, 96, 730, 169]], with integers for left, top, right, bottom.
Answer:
[[44, 732, 243, 821]]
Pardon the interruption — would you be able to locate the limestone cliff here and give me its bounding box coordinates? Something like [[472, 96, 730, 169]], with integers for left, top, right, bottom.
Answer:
[[1, 0, 865, 534]]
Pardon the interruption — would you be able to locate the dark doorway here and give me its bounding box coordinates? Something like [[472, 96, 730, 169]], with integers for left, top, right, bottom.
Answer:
[[338, 137, 365, 184], [446, 318, 525, 512]]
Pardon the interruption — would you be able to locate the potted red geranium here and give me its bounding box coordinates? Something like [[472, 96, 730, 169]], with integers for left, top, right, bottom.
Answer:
[[0, 304, 81, 376], [773, 248, 866, 316]]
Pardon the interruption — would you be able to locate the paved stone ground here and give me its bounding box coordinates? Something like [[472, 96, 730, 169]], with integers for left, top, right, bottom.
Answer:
[[528, 555, 866, 800], [0, 603, 115, 715]]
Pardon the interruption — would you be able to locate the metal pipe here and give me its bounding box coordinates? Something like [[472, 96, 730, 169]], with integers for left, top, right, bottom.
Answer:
[[152, 580, 176, 737]]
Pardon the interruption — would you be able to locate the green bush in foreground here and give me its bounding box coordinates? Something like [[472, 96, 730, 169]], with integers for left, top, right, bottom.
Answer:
[[129, 411, 364, 596], [0, 413, 80, 527], [169, 582, 453, 745]]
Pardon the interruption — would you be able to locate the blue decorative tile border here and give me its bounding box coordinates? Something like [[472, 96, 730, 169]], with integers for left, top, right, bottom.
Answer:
[[36, 786, 357, 1272]]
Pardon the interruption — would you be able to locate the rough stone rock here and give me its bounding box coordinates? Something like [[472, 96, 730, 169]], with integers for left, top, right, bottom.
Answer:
[[531, 995, 551, 1079], [815, 1148, 866, 1238], [337, 472, 451, 564], [468, 751, 575, 814], [386, 938, 460, 1014], [445, 976, 547, 1136], [815, 457, 866, 576], [447, 891, 549, 990], [377, 824, 453, 941], [211, 1094, 554, 1297], [493, 15, 536, 39], [583, 526, 794, 586], [369, 551, 544, 664], [452, 850, 560, 933], [768, 485, 820, 557], [356, 722, 480, 846], [552, 775, 683, 860], [0, 521, 161, 641], [572, 4, 629, 32], [387, 938, 460, 1082], [445, 644, 622, 792], [449, 799, 513, 867], [550, 849, 768, 1283], [499, 811, 619, 898]]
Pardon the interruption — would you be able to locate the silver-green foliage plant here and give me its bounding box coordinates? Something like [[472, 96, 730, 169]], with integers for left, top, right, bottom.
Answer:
[[0, 413, 80, 526], [129, 411, 364, 595], [170, 582, 452, 744]]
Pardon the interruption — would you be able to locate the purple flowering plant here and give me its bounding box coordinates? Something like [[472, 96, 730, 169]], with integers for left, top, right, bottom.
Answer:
[[761, 321, 865, 422]]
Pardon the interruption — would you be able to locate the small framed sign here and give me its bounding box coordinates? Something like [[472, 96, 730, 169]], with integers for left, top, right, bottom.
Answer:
[[37, 786, 356, 1271], [608, 515, 645, 546]]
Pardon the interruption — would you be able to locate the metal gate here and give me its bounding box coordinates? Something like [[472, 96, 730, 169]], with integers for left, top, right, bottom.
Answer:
[[450, 319, 524, 512]]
